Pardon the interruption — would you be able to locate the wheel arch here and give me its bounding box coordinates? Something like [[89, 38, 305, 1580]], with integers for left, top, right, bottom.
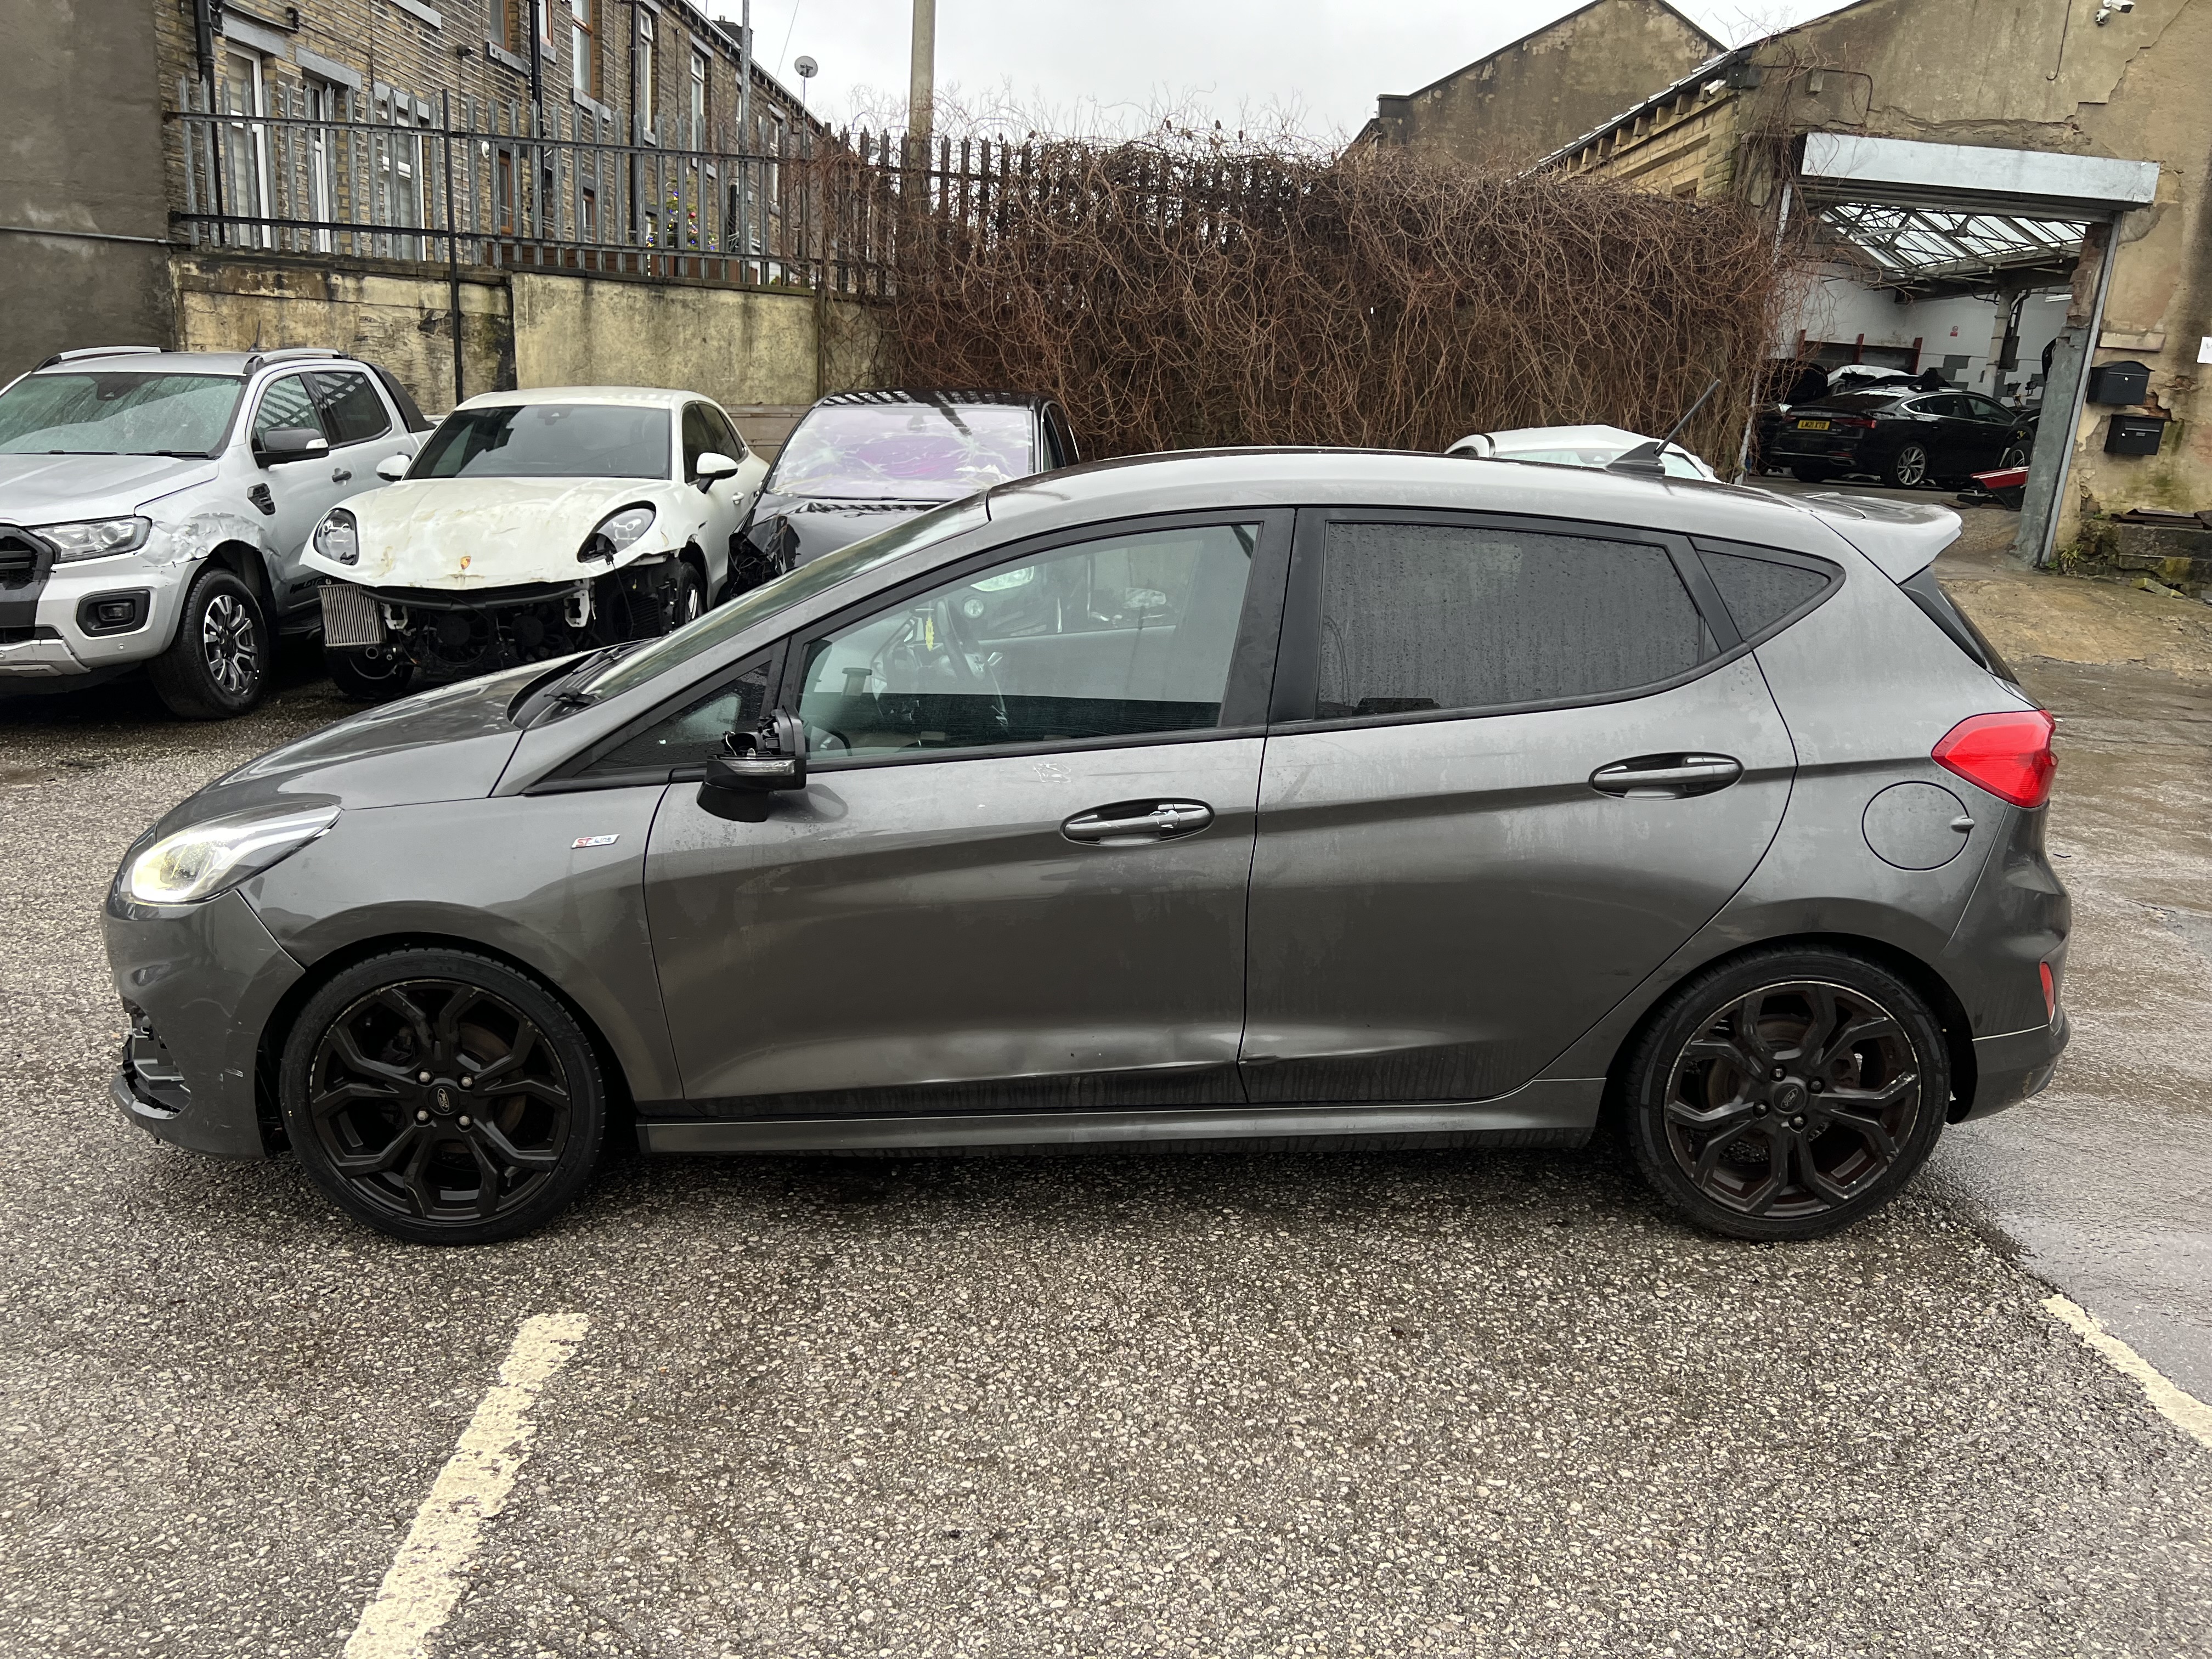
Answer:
[[252, 930, 640, 1152], [1598, 930, 1979, 1127], [202, 538, 280, 618]]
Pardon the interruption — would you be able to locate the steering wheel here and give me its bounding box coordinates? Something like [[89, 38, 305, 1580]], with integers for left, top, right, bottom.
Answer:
[[870, 597, 1007, 742]]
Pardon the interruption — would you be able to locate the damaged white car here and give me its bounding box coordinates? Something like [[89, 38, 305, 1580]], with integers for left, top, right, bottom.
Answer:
[[304, 386, 766, 698]]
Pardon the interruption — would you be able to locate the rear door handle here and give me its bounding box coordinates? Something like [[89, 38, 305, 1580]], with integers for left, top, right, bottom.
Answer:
[[331, 467, 352, 484], [1590, 753, 1743, 798], [1062, 799, 1214, 844]]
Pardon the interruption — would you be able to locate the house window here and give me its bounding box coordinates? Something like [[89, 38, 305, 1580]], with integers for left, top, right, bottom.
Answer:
[[217, 50, 269, 249], [569, 0, 600, 100], [635, 9, 657, 134], [492, 0, 525, 53], [536, 0, 555, 52], [688, 50, 707, 150]]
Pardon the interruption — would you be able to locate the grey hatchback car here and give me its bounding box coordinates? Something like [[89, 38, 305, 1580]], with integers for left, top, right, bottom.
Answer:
[[104, 450, 2068, 1245]]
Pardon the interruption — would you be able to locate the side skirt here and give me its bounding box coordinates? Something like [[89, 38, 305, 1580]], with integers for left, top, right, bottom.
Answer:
[[637, 1082, 1602, 1156]]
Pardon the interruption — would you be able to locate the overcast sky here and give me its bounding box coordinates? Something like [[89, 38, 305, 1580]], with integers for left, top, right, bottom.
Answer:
[[704, 0, 1855, 140]]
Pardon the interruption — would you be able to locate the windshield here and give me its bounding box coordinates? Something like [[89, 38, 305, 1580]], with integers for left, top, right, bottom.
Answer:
[[0, 371, 244, 457], [766, 402, 1036, 501], [582, 496, 992, 699], [411, 403, 672, 480]]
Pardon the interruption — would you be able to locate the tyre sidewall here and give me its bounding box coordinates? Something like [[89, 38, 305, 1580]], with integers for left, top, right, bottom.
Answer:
[[1624, 948, 1950, 1242], [325, 647, 415, 703], [279, 949, 607, 1245], [151, 566, 268, 719]]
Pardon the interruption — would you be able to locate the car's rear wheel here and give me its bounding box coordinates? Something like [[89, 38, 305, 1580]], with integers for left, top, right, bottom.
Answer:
[[1884, 443, 1931, 488], [1623, 947, 1949, 1240], [280, 950, 605, 1245], [1999, 442, 2031, 471], [1788, 462, 1835, 483], [325, 645, 415, 703], [148, 565, 267, 720]]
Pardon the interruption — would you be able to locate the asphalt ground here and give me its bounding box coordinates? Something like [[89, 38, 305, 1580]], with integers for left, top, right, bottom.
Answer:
[[3, 558, 2210, 1658]]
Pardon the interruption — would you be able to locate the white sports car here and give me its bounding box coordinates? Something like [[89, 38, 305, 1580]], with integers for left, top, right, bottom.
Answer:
[[303, 386, 768, 698]]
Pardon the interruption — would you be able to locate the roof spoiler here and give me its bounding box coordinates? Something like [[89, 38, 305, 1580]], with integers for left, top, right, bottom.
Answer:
[[1791, 491, 1963, 582]]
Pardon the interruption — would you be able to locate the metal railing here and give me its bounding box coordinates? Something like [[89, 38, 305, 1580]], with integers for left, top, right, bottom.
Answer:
[[170, 80, 898, 294]]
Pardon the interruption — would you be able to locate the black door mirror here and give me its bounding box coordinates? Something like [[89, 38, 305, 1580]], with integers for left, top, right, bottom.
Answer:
[[258, 426, 330, 465], [699, 707, 807, 817]]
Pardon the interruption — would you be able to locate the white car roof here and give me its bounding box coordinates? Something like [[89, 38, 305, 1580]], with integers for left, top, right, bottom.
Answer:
[[1466, 424, 1666, 455], [454, 386, 701, 411]]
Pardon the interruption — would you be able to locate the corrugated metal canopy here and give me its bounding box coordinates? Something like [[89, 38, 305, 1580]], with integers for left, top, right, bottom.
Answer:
[[1810, 201, 2087, 295]]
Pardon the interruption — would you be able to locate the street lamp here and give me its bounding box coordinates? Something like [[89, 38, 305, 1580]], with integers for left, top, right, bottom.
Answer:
[[794, 53, 816, 120]]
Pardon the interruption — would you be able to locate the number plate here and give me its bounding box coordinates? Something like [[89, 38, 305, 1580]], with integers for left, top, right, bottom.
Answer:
[[1795, 418, 1831, 431]]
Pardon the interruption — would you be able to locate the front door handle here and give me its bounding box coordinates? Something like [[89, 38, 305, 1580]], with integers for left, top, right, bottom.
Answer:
[[331, 467, 352, 484], [1062, 799, 1214, 845], [1590, 753, 1743, 799]]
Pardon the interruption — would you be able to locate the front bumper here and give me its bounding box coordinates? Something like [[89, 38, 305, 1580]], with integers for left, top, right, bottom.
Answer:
[[1957, 1007, 2069, 1122], [0, 537, 188, 679], [103, 885, 304, 1159]]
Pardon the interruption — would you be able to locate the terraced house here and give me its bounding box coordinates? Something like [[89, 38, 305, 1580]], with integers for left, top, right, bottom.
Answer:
[[0, 0, 836, 414]]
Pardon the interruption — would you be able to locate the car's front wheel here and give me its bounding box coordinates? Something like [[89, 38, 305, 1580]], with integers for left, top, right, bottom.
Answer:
[[324, 645, 415, 703], [148, 565, 267, 719], [280, 950, 606, 1245], [1623, 947, 1950, 1240]]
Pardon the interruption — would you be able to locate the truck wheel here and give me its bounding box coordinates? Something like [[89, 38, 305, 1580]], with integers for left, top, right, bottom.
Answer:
[[148, 566, 268, 720], [325, 645, 416, 703]]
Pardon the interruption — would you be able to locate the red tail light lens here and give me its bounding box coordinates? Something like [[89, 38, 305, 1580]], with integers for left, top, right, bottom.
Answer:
[[1932, 709, 2057, 808], [1836, 415, 1878, 430], [2040, 961, 2057, 1020]]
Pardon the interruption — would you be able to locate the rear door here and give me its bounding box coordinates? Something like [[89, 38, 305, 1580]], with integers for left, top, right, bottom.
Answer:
[[1242, 510, 1799, 1105], [641, 511, 1288, 1115], [1957, 393, 2028, 472]]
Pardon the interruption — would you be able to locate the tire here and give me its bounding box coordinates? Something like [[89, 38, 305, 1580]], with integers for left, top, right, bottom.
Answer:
[[1882, 443, 1931, 489], [1788, 463, 1835, 484], [324, 645, 416, 703], [1998, 443, 2030, 471], [672, 560, 706, 629], [148, 565, 268, 720], [1622, 946, 1950, 1242], [280, 949, 607, 1245]]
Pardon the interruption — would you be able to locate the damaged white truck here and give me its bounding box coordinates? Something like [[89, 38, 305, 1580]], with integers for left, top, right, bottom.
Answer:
[[0, 346, 427, 718], [303, 386, 768, 699]]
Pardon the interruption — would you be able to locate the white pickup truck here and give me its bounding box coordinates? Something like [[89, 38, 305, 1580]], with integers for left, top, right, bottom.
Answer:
[[0, 345, 427, 718]]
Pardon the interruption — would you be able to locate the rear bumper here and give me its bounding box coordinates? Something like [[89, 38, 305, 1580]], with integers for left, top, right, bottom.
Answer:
[[1956, 1008, 2069, 1122]]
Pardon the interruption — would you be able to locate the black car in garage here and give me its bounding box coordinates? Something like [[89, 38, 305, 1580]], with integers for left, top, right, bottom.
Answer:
[[1767, 388, 2033, 489]]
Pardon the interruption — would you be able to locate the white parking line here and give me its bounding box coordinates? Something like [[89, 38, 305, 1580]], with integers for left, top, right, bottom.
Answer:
[[2045, 1294, 2212, 1452], [342, 1312, 591, 1659]]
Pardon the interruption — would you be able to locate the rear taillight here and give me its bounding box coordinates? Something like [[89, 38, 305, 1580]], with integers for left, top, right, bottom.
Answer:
[[1836, 416, 1877, 430], [2040, 961, 2057, 1021], [1932, 708, 2057, 808]]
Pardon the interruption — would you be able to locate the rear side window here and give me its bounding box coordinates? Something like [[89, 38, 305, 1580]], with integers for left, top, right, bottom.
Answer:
[[1315, 522, 1709, 720], [1699, 549, 1831, 639], [1900, 566, 2017, 683]]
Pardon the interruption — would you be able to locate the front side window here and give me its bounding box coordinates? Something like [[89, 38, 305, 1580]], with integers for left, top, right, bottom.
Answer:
[[768, 402, 1038, 503], [410, 402, 672, 479], [0, 372, 244, 458], [585, 657, 771, 775], [252, 374, 322, 444], [681, 403, 716, 477], [1314, 522, 1709, 721], [796, 522, 1256, 760], [309, 371, 391, 446]]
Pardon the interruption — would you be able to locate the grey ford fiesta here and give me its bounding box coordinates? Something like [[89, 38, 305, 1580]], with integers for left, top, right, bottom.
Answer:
[[105, 450, 2068, 1245]]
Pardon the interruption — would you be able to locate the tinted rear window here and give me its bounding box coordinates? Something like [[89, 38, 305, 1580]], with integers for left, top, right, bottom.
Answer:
[[1700, 550, 1832, 638], [1901, 567, 2017, 682], [1315, 522, 1711, 720]]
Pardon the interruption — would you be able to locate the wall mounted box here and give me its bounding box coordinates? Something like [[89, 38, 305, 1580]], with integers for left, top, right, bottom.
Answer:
[[2087, 360, 2152, 404], [2104, 414, 2168, 456]]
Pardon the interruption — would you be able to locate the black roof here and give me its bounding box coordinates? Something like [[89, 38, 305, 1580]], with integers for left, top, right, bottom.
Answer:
[[813, 388, 1054, 410]]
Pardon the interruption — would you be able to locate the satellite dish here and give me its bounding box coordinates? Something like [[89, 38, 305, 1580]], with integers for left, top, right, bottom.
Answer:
[[794, 54, 819, 78]]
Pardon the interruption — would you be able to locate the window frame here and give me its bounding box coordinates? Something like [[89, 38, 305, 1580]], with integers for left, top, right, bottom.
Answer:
[[308, 369, 394, 447], [1268, 507, 1794, 732], [250, 371, 326, 448]]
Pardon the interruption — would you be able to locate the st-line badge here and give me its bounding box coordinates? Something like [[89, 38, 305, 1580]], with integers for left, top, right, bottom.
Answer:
[[571, 834, 620, 849]]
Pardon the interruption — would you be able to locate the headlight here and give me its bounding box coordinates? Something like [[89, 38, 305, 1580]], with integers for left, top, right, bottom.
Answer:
[[35, 516, 151, 562], [123, 803, 340, 905], [313, 508, 359, 566], [579, 504, 656, 562]]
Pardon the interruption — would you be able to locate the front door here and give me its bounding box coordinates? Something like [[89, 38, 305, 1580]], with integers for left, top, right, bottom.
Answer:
[[643, 513, 1285, 1114], [1242, 511, 1798, 1105], [249, 373, 350, 596]]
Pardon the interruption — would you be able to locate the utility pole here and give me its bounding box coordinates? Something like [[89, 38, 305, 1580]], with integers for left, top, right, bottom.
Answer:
[[737, 0, 752, 267], [908, 0, 935, 150]]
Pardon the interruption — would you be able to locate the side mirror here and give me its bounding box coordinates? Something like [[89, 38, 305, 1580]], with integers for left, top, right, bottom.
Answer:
[[698, 707, 807, 817], [375, 453, 411, 482], [258, 426, 329, 465], [693, 450, 741, 489]]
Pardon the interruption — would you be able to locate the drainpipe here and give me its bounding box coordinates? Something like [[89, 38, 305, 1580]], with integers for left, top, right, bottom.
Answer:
[[2018, 218, 2117, 569]]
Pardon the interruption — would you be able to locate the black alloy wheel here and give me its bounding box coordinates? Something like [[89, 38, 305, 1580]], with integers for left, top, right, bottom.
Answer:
[[148, 565, 269, 719], [1999, 442, 2031, 471], [281, 950, 605, 1244], [1623, 949, 1949, 1240], [1884, 443, 1931, 489]]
